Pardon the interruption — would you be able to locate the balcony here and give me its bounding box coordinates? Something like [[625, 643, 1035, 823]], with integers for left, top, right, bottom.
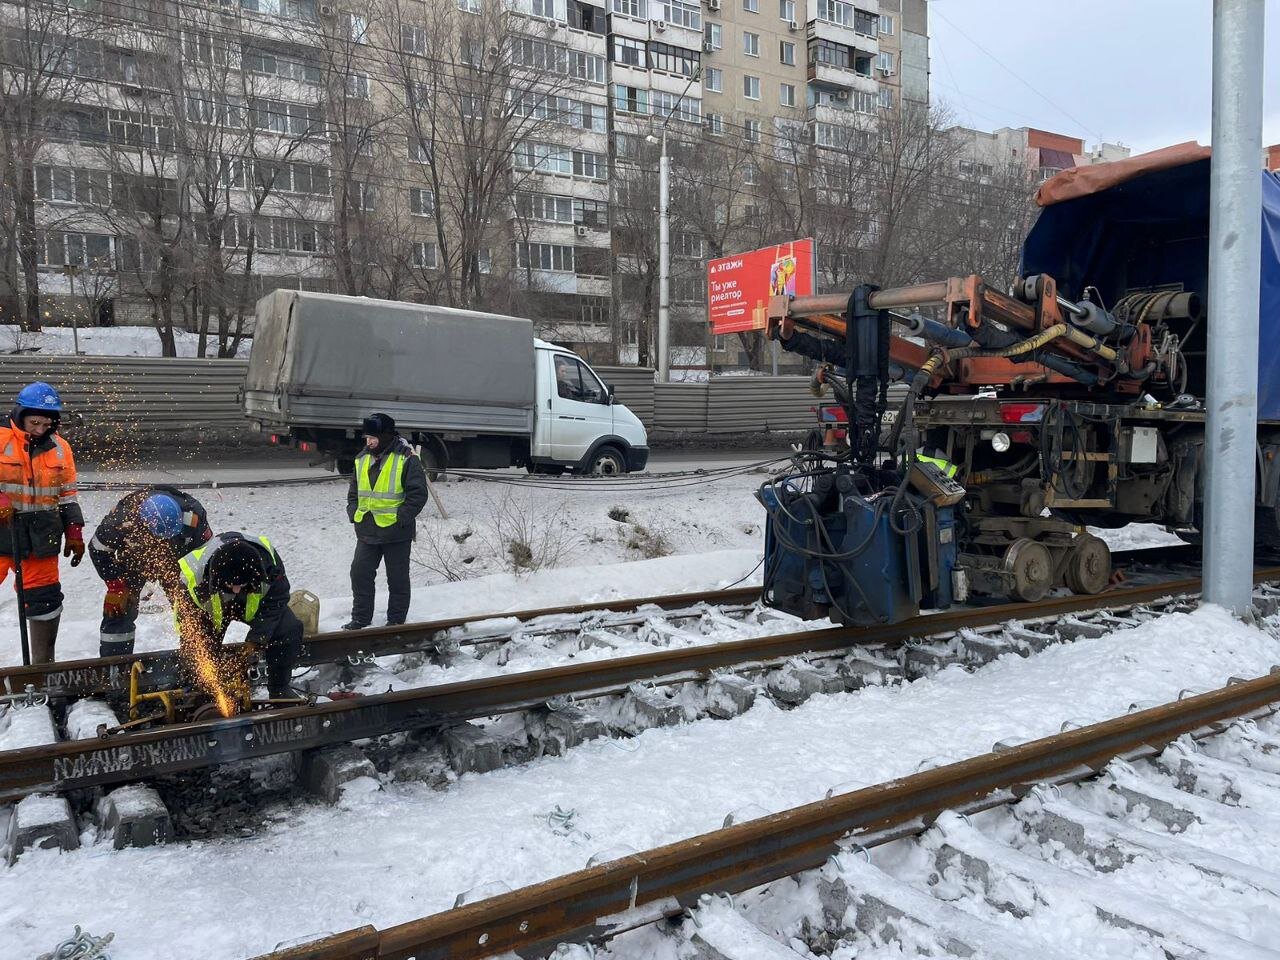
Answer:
[[807, 60, 877, 94], [807, 15, 879, 56]]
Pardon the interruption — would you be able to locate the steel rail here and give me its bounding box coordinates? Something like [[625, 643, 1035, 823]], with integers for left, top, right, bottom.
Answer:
[[0, 544, 1202, 700], [0, 585, 764, 700], [251, 668, 1280, 960], [0, 566, 1263, 804]]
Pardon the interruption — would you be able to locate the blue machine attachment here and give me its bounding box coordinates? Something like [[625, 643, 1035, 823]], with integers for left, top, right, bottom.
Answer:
[[759, 464, 961, 626]]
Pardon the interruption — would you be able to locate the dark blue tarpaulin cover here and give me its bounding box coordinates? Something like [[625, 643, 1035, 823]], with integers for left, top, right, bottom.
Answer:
[[1022, 162, 1280, 419]]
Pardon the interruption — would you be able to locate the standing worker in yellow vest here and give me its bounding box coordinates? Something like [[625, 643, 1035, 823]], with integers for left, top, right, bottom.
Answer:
[[176, 531, 303, 700], [343, 413, 428, 630]]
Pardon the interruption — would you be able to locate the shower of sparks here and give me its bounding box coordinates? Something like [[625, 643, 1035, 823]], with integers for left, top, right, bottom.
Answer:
[[173, 596, 239, 718]]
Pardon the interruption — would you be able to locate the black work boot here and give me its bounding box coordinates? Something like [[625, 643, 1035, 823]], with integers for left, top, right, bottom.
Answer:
[[100, 636, 136, 658], [27, 615, 60, 664]]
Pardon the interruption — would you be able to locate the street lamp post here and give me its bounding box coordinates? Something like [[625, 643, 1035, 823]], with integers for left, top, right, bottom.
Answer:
[[647, 67, 701, 383]]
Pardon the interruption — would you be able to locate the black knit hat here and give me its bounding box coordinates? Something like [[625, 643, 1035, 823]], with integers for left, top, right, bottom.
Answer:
[[208, 542, 266, 590], [362, 413, 396, 437]]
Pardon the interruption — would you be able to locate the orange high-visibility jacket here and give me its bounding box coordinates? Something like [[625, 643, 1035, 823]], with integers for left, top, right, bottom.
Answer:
[[0, 420, 83, 558]]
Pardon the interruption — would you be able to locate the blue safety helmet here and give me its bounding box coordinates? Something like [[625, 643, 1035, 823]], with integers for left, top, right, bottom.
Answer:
[[138, 494, 183, 539], [15, 381, 63, 413]]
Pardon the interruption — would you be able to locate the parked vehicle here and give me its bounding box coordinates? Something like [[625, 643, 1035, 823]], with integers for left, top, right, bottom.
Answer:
[[243, 291, 648, 476]]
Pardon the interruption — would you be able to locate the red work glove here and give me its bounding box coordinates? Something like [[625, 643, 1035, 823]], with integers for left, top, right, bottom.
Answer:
[[104, 578, 131, 618], [0, 494, 11, 524], [64, 523, 85, 566]]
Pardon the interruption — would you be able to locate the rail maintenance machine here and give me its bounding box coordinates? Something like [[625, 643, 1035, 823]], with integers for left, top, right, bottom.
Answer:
[[756, 144, 1280, 626]]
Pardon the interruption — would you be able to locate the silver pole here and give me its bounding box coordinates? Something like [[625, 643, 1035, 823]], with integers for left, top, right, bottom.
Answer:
[[657, 131, 670, 383], [1203, 0, 1265, 613]]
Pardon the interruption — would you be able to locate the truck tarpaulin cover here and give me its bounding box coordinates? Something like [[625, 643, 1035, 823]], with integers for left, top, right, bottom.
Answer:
[[708, 239, 815, 334], [245, 290, 536, 433], [1022, 148, 1280, 420]]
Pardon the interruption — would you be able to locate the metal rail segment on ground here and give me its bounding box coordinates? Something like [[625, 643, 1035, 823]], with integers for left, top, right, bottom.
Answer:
[[0, 562, 1263, 804], [0, 544, 1200, 701], [250, 669, 1280, 960]]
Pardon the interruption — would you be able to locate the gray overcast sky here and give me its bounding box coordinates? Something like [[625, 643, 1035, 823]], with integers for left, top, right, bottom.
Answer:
[[928, 0, 1279, 155]]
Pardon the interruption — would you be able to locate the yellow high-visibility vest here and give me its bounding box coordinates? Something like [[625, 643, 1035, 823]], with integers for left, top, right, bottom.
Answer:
[[353, 451, 408, 527]]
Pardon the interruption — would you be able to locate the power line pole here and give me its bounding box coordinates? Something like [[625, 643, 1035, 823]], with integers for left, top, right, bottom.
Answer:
[[658, 130, 670, 383], [1203, 0, 1266, 613]]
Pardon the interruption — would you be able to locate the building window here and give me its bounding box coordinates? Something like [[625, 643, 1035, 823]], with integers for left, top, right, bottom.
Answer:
[[612, 0, 645, 16], [816, 0, 852, 28], [612, 36, 644, 66], [742, 0, 757, 11], [457, 0, 481, 12], [704, 21, 721, 50], [409, 137, 431, 163], [705, 113, 723, 135], [570, 49, 607, 83], [878, 85, 893, 109], [656, 0, 700, 30], [347, 13, 368, 43], [573, 149, 607, 180], [744, 118, 762, 142], [409, 187, 435, 216], [877, 51, 894, 73], [345, 73, 370, 99], [350, 181, 376, 212], [413, 241, 438, 269], [854, 89, 876, 113], [878, 13, 894, 34], [743, 31, 759, 56], [39, 231, 117, 269], [779, 82, 796, 107], [743, 74, 760, 100], [742, 164, 757, 186], [401, 24, 427, 54], [518, 241, 574, 272], [576, 296, 609, 325], [652, 90, 701, 123], [517, 192, 573, 223], [779, 40, 795, 65], [573, 197, 608, 226], [531, 0, 560, 20], [778, 0, 794, 21], [809, 38, 871, 76], [649, 41, 699, 77], [611, 84, 648, 115], [477, 247, 492, 274], [704, 66, 722, 92]]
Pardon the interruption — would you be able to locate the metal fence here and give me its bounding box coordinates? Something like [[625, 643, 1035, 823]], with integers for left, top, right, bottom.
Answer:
[[0, 356, 250, 431], [0, 356, 893, 438]]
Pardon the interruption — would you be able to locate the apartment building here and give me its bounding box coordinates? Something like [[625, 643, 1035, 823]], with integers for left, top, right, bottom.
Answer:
[[6, 0, 924, 368], [947, 125, 1132, 183]]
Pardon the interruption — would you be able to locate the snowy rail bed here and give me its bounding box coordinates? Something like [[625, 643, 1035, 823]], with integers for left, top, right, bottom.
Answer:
[[5, 604, 1280, 959]]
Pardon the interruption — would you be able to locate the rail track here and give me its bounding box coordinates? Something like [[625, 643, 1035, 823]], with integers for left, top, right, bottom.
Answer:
[[0, 546, 1259, 806], [251, 668, 1280, 960]]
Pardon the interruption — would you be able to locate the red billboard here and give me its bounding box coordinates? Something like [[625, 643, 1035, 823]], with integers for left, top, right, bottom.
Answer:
[[707, 238, 815, 335]]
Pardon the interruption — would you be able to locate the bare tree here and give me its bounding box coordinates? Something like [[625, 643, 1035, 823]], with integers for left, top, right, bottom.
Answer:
[[0, 0, 99, 330], [384, 0, 586, 310]]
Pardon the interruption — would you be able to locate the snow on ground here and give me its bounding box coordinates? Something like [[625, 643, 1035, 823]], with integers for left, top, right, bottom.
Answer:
[[0, 469, 770, 663], [0, 457, 1178, 664], [2, 605, 1277, 959], [0, 323, 239, 358]]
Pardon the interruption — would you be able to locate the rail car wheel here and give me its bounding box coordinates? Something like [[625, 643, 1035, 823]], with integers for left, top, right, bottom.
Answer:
[[1064, 534, 1111, 595], [1003, 538, 1053, 603]]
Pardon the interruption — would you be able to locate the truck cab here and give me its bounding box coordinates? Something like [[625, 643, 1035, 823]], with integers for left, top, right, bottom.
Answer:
[[530, 339, 649, 475]]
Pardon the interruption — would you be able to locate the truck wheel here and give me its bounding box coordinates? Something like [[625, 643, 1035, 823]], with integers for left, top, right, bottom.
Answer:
[[1064, 534, 1111, 595], [589, 446, 627, 477], [420, 439, 447, 482]]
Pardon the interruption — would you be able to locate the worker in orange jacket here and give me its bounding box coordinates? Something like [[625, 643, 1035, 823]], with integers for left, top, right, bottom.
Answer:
[[0, 382, 85, 663]]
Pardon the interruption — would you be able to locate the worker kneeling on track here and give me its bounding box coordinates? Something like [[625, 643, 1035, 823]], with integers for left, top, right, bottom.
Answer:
[[90, 486, 213, 658], [176, 532, 303, 700], [0, 382, 84, 664]]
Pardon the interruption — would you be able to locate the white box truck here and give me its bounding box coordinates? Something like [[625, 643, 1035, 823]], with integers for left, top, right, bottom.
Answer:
[[243, 290, 649, 476]]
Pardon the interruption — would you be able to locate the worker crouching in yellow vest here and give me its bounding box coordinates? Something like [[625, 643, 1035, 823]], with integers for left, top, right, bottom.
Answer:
[[343, 413, 428, 630], [176, 532, 303, 699]]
